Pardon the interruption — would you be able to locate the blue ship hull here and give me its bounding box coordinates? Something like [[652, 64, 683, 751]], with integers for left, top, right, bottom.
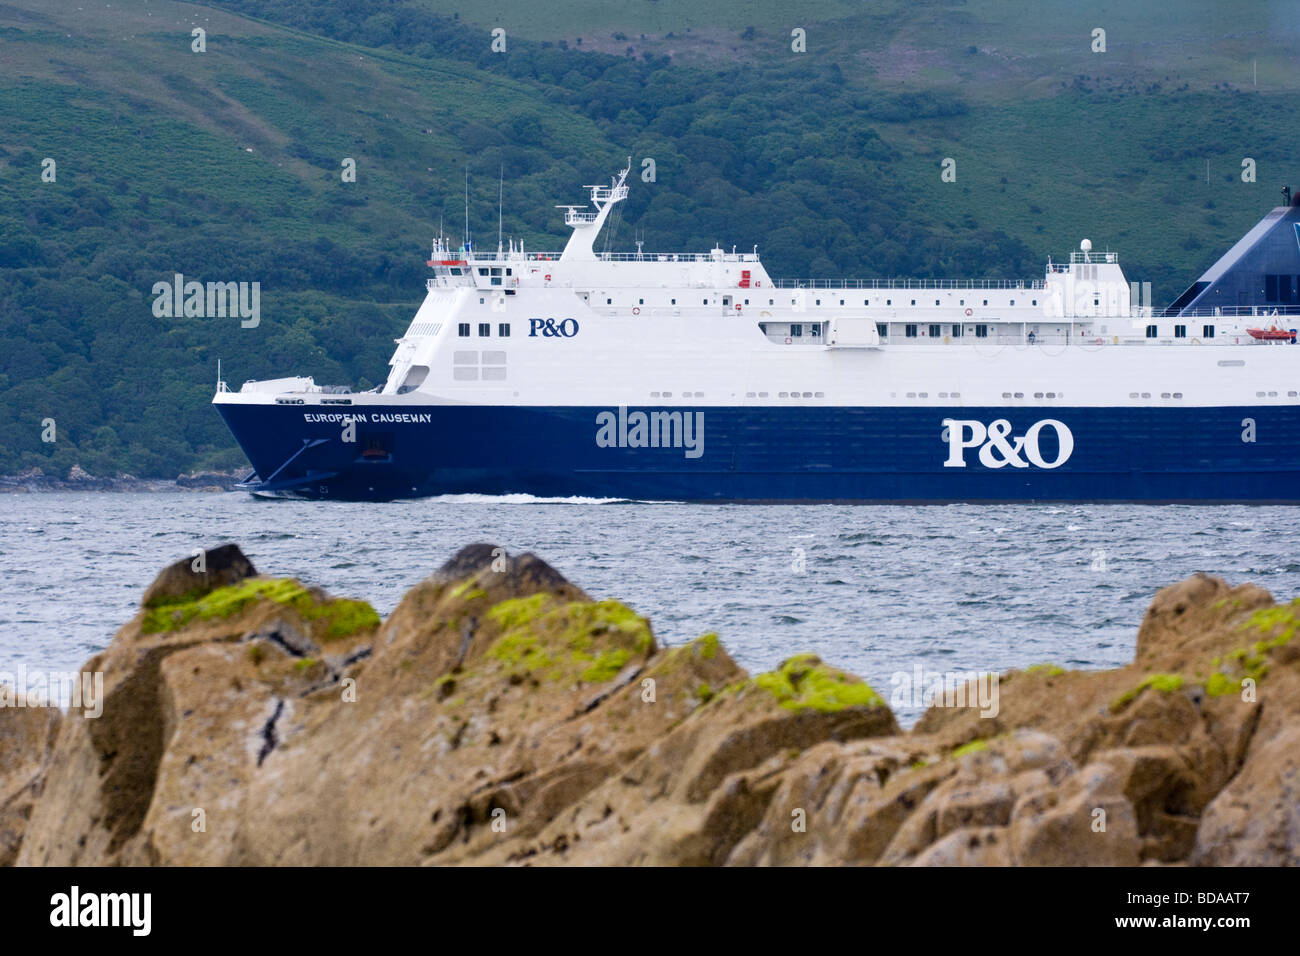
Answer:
[[215, 402, 1300, 502]]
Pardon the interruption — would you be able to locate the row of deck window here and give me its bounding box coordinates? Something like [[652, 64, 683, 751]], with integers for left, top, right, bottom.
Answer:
[[1146, 325, 1215, 338], [459, 323, 511, 337]]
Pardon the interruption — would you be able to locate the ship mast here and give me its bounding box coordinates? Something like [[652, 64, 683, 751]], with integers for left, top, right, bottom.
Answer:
[[557, 159, 631, 262]]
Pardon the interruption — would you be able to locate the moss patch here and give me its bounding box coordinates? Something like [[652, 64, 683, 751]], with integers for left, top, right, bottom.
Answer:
[[485, 595, 653, 684], [1024, 663, 1065, 678], [1109, 673, 1185, 713], [950, 738, 989, 759], [141, 577, 380, 641], [752, 653, 885, 712]]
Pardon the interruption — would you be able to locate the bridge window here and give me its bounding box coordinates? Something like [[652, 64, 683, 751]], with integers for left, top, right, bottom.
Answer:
[[905, 324, 918, 337], [458, 323, 470, 337], [1146, 325, 1158, 338], [1174, 325, 1187, 338], [498, 323, 510, 336]]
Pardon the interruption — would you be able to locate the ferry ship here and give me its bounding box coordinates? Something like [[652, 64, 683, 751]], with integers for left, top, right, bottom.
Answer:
[[214, 164, 1300, 502]]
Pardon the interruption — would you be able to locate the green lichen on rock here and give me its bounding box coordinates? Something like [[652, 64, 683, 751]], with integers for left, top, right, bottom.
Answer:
[[1109, 673, 1185, 713], [485, 594, 653, 684], [1240, 599, 1300, 643], [694, 633, 719, 660], [579, 648, 631, 683], [950, 738, 989, 759], [752, 653, 885, 712], [1024, 663, 1065, 678], [449, 580, 487, 601], [141, 577, 379, 641]]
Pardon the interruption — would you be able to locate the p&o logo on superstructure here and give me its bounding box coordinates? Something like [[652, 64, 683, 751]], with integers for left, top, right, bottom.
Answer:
[[942, 418, 1074, 469], [529, 317, 579, 337]]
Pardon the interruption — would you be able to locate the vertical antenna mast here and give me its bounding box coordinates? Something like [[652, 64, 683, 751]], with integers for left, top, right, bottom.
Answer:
[[498, 164, 504, 255], [463, 166, 470, 253]]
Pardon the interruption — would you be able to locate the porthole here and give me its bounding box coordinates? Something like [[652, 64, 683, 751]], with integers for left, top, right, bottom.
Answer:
[[779, 391, 789, 398], [1014, 392, 1024, 398], [1129, 392, 1139, 399], [906, 392, 917, 398], [1034, 392, 1044, 398], [1173, 392, 1183, 398], [802, 391, 812, 398], [1141, 392, 1151, 399], [814, 391, 824, 398], [1002, 392, 1012, 399], [1161, 392, 1171, 399]]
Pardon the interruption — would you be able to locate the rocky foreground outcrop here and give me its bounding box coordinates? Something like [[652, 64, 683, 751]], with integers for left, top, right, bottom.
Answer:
[[3, 545, 1298, 866]]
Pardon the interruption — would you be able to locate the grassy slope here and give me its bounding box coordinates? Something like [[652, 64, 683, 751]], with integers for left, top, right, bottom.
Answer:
[[2, 0, 1298, 477]]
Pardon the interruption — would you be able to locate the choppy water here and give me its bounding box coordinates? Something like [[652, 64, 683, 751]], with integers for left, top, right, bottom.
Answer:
[[2, 492, 1298, 724]]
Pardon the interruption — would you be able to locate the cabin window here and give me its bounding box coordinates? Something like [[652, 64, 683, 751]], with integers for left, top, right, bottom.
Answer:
[[935, 299, 940, 306], [928, 324, 941, 338], [975, 324, 988, 338], [791, 324, 803, 337], [1032, 300, 1037, 306], [458, 323, 470, 337], [816, 299, 821, 306], [671, 299, 676, 305], [905, 324, 918, 338], [959, 299, 965, 306], [1146, 325, 1158, 338], [498, 323, 510, 337], [1010, 300, 1015, 306], [951, 324, 963, 337], [478, 323, 490, 337], [639, 298, 644, 305], [1174, 325, 1187, 338], [876, 323, 888, 338], [607, 298, 612, 305], [910, 299, 916, 306], [886, 299, 892, 306], [1203, 325, 1215, 338], [983, 299, 989, 306], [839, 299, 845, 306]]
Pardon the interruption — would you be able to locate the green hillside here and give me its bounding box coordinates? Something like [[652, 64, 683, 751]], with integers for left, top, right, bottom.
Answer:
[[2, 0, 1297, 478]]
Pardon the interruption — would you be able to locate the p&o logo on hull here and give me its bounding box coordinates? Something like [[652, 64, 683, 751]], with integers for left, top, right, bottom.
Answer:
[[942, 418, 1074, 469]]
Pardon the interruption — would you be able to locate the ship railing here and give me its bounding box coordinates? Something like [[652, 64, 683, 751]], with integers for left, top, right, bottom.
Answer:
[[1068, 252, 1119, 263], [461, 251, 763, 263], [769, 278, 1046, 290], [1148, 305, 1300, 319]]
